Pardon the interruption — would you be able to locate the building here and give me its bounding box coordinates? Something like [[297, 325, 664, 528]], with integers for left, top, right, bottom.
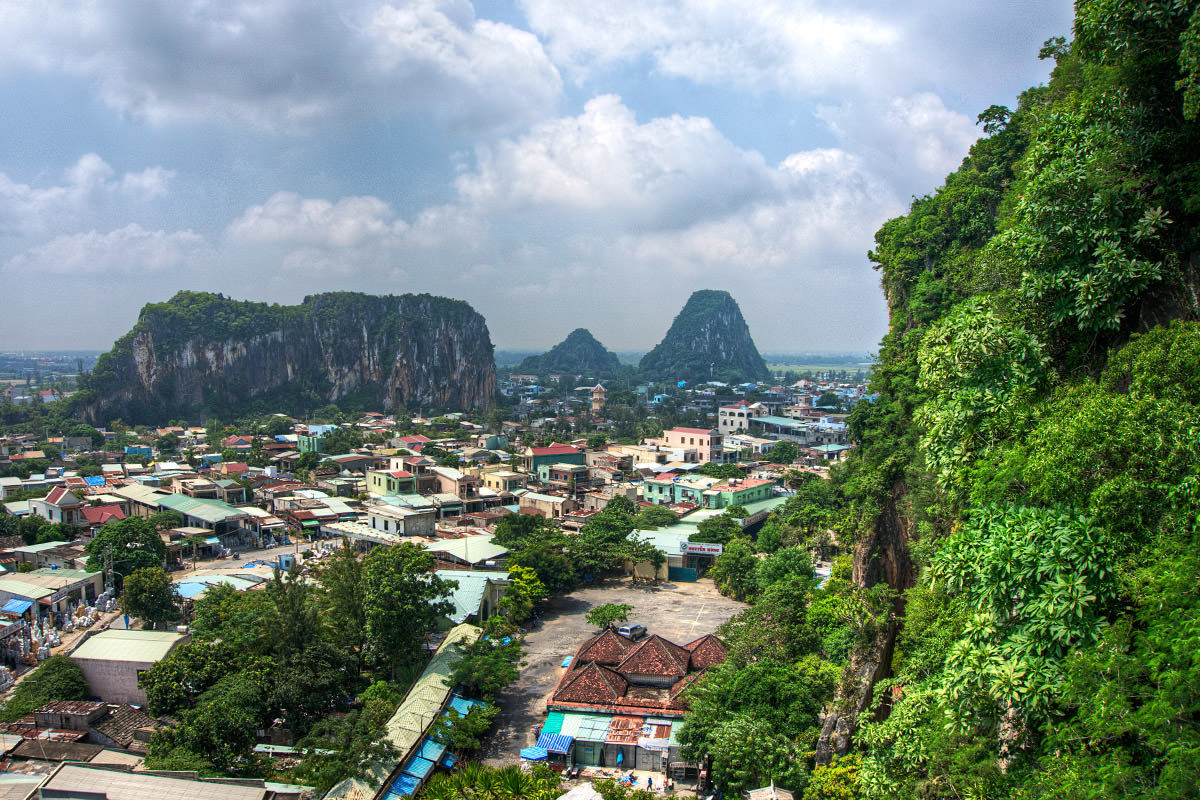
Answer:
[[591, 385, 606, 416], [29, 488, 86, 526], [522, 444, 586, 474], [515, 490, 578, 520], [37, 762, 273, 800], [366, 505, 437, 538], [436, 570, 509, 626], [718, 401, 767, 435], [70, 630, 189, 705], [367, 469, 417, 496], [655, 428, 723, 464], [0, 569, 104, 624], [542, 630, 728, 770]]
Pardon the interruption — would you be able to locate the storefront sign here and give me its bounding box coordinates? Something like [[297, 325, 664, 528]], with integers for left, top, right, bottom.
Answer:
[[681, 542, 724, 556]]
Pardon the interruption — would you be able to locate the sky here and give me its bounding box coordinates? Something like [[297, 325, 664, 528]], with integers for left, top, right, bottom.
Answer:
[[0, 0, 1075, 354]]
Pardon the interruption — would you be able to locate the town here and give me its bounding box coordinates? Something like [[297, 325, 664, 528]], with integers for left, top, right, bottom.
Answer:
[[0, 366, 866, 800]]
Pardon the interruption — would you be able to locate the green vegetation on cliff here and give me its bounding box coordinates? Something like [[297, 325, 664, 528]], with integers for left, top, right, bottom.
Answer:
[[639, 290, 770, 384], [516, 328, 626, 377], [676, 5, 1200, 798]]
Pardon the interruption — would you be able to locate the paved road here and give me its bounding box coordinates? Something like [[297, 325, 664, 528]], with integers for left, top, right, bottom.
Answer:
[[479, 577, 746, 767]]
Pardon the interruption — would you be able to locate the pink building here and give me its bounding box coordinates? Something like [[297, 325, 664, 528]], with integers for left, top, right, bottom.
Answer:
[[660, 427, 723, 463]]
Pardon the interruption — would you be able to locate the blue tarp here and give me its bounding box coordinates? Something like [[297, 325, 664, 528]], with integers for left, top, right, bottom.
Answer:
[[536, 733, 574, 754], [174, 582, 210, 599], [447, 695, 477, 715], [520, 747, 548, 760], [0, 599, 31, 615], [84, 476, 105, 486], [561, 656, 573, 668]]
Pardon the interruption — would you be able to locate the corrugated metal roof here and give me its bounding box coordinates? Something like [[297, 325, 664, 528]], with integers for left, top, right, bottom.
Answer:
[[542, 711, 565, 736], [70, 630, 185, 663], [324, 623, 480, 800]]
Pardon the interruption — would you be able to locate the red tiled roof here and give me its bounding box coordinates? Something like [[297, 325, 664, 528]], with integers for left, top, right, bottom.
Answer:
[[43, 488, 81, 507], [554, 662, 628, 705], [531, 445, 580, 456], [616, 635, 691, 678], [670, 427, 716, 435], [574, 629, 636, 666], [683, 634, 728, 671], [80, 505, 125, 525]]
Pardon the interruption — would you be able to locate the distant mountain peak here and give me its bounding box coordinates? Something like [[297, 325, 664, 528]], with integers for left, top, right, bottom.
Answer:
[[639, 290, 769, 383], [517, 328, 623, 376]]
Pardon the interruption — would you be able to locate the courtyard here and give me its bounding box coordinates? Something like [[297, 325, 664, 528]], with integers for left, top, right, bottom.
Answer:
[[479, 576, 746, 767]]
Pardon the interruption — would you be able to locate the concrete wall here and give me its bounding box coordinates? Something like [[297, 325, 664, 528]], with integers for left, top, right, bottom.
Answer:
[[72, 657, 156, 706]]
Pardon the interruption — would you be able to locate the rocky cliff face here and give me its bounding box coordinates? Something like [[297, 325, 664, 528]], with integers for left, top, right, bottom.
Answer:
[[83, 291, 495, 423], [639, 290, 770, 384]]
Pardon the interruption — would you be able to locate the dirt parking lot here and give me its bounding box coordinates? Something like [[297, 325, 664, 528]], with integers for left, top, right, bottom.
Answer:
[[480, 577, 746, 767]]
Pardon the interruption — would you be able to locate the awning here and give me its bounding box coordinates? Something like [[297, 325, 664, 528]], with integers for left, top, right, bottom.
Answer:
[[536, 732, 574, 754], [301, 520, 320, 529], [204, 536, 221, 545], [1, 599, 32, 615], [519, 747, 548, 760], [560, 656, 574, 668]]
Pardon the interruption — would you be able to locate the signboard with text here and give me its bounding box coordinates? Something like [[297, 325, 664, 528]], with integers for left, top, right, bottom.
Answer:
[[681, 542, 724, 556]]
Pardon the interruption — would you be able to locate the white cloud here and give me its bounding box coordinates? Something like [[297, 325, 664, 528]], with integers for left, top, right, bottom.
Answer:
[[0, 154, 174, 236], [217, 96, 897, 348], [5, 224, 209, 275], [0, 0, 561, 131], [520, 0, 899, 93], [227, 192, 406, 248], [816, 93, 979, 186]]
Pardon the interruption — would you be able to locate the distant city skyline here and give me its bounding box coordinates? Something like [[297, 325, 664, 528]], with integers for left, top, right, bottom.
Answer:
[[0, 1, 1073, 353]]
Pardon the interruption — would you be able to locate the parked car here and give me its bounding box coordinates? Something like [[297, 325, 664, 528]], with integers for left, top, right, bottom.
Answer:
[[617, 624, 647, 640]]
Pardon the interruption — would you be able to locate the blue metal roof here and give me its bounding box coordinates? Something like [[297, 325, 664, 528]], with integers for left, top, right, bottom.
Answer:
[[520, 746, 548, 760], [84, 476, 105, 486], [386, 772, 421, 797], [1, 599, 32, 615], [401, 755, 436, 780], [416, 736, 446, 763], [536, 732, 574, 754]]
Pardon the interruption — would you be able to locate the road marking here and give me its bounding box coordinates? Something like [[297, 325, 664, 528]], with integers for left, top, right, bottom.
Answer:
[[689, 603, 707, 634]]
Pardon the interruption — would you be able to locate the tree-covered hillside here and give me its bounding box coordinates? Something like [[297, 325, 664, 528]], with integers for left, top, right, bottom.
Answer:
[[409, 10, 1200, 793], [516, 328, 627, 378], [639, 290, 770, 383], [752, 4, 1200, 798]]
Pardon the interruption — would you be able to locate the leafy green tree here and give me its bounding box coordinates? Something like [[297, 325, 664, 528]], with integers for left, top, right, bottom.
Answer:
[[632, 504, 678, 529], [147, 509, 184, 531], [585, 602, 634, 630], [431, 704, 501, 754], [0, 656, 90, 722], [756, 547, 813, 594], [294, 682, 402, 793], [708, 537, 758, 600], [497, 565, 546, 623], [87, 517, 167, 589], [448, 639, 522, 701], [768, 440, 800, 464], [317, 540, 366, 668], [121, 566, 180, 628], [690, 513, 741, 545], [361, 544, 455, 678]]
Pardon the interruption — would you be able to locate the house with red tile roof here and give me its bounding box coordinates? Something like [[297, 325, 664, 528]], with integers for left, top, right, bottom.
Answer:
[[548, 629, 727, 718]]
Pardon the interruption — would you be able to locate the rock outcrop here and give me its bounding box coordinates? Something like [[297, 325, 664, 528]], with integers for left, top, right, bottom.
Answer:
[[639, 290, 770, 384], [517, 328, 624, 377], [82, 291, 495, 423]]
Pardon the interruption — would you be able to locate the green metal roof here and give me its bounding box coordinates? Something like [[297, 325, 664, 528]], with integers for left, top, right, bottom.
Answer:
[[542, 711, 565, 736], [434, 570, 509, 624]]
